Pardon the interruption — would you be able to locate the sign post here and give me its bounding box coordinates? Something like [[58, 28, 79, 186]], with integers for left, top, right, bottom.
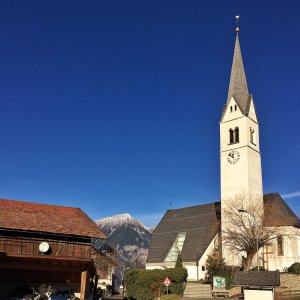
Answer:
[[163, 276, 172, 295]]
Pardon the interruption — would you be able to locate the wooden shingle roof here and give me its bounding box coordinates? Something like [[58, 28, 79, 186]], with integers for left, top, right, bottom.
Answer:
[[0, 198, 106, 239]]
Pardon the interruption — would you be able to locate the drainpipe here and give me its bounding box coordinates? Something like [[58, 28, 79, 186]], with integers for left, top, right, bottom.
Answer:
[[196, 261, 199, 281]]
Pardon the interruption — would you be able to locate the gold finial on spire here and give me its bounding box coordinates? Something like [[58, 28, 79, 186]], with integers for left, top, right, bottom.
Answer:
[[235, 15, 240, 34]]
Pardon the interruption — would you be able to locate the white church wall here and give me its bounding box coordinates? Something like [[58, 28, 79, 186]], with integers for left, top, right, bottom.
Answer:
[[196, 233, 219, 280], [247, 97, 258, 122], [266, 226, 300, 271], [246, 146, 263, 202], [183, 264, 198, 281], [182, 234, 219, 281], [220, 116, 262, 203]]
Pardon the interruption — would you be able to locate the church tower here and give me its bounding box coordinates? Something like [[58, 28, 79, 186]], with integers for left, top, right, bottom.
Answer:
[[220, 23, 263, 238]]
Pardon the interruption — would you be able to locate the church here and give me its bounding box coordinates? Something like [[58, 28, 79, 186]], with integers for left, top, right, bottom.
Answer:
[[146, 25, 300, 280]]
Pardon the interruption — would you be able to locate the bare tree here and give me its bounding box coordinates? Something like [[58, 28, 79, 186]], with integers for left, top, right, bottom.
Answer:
[[92, 246, 117, 277], [222, 194, 276, 271]]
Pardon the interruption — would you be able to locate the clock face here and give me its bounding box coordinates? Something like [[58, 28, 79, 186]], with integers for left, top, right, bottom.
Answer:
[[227, 150, 240, 164], [39, 242, 50, 253]]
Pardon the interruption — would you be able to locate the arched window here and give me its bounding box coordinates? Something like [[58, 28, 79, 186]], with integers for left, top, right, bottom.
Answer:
[[229, 127, 239, 144], [235, 104, 237, 111], [229, 129, 234, 144], [235, 127, 239, 143], [250, 127, 256, 145], [277, 235, 284, 256], [230, 106, 233, 112]]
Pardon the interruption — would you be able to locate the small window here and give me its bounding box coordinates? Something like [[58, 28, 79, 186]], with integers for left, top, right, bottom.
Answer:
[[230, 106, 233, 112], [235, 104, 237, 111], [277, 235, 284, 256], [202, 266, 205, 271]]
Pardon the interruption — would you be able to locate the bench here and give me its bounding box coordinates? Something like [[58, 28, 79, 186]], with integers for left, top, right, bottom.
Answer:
[[212, 289, 229, 298]]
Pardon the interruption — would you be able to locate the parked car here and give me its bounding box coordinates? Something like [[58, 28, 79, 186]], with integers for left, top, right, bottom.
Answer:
[[49, 288, 76, 300], [8, 286, 40, 300]]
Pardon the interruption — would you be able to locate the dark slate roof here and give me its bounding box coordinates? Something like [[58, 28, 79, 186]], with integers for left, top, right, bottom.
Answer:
[[264, 193, 300, 227], [0, 198, 106, 239], [146, 202, 220, 263], [147, 193, 299, 264], [233, 271, 280, 287], [227, 35, 250, 115]]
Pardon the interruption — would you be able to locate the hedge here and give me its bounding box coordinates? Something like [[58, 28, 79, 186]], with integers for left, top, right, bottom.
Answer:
[[288, 262, 300, 274], [125, 267, 188, 300]]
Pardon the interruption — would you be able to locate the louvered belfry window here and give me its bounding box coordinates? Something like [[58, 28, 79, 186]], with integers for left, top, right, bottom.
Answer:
[[229, 127, 239, 144]]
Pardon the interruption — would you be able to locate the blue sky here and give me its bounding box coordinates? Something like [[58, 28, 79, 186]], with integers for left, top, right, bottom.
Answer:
[[0, 1, 299, 226]]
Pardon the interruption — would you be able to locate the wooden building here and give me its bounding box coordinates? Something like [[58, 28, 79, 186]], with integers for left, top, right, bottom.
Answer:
[[0, 198, 106, 299]]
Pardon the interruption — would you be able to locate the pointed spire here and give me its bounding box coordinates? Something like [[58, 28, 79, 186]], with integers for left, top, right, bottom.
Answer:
[[227, 18, 250, 114]]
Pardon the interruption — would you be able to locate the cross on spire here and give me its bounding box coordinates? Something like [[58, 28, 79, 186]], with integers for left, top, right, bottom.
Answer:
[[236, 15, 240, 34]]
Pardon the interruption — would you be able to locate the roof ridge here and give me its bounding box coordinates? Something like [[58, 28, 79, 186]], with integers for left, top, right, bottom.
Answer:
[[0, 198, 81, 211], [167, 201, 220, 212]]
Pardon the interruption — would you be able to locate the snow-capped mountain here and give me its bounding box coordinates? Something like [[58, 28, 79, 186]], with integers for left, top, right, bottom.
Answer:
[[95, 213, 152, 270]]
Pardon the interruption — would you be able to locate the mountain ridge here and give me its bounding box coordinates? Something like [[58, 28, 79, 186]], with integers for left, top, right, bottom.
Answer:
[[95, 213, 152, 285]]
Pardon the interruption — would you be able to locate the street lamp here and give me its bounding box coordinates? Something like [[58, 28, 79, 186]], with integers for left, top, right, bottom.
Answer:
[[120, 266, 130, 294], [238, 209, 259, 271]]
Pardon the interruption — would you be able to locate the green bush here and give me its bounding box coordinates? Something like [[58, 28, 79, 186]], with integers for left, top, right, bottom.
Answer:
[[288, 263, 300, 274], [125, 267, 188, 300]]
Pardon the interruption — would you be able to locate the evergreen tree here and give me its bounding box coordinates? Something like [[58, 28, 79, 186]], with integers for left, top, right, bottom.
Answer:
[[205, 247, 226, 276]]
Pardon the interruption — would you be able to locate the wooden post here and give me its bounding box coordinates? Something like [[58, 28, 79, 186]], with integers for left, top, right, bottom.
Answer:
[[80, 271, 90, 300]]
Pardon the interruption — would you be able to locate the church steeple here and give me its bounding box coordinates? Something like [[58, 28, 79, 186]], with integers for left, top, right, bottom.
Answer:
[[220, 18, 263, 266], [226, 27, 250, 115], [220, 16, 263, 206]]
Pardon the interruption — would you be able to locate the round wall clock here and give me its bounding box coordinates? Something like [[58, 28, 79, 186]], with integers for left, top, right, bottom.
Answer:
[[227, 150, 240, 164], [39, 241, 50, 253]]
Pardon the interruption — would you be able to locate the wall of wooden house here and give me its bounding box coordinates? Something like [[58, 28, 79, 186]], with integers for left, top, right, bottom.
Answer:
[[0, 236, 91, 258]]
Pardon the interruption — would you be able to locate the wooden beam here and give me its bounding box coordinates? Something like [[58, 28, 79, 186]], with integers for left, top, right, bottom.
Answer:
[[0, 260, 88, 272], [0, 252, 96, 275], [80, 271, 90, 300], [2, 252, 92, 262]]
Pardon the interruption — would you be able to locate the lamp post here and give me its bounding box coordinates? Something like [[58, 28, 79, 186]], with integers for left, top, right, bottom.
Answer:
[[238, 209, 259, 271], [120, 266, 130, 294]]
